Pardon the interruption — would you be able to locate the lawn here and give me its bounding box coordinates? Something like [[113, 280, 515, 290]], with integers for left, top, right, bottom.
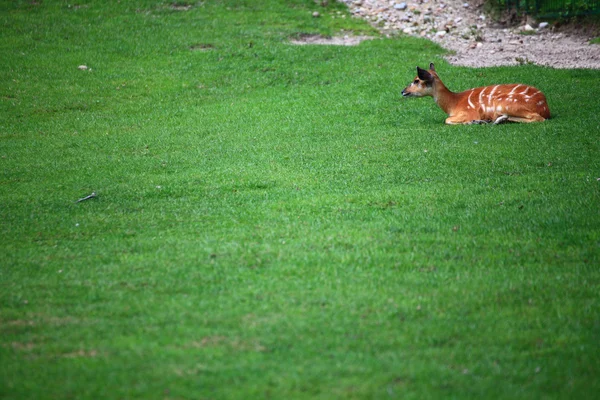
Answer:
[[1, 0, 599, 399]]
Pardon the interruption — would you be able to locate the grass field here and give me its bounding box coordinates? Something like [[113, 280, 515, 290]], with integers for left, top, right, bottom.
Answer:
[[1, 0, 600, 398]]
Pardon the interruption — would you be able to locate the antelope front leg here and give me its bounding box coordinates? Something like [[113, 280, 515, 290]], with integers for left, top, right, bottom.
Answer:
[[445, 113, 490, 125], [445, 115, 472, 125]]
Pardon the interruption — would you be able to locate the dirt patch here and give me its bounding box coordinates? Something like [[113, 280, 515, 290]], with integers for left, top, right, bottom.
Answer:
[[339, 0, 600, 69], [183, 336, 268, 352], [290, 33, 376, 46], [170, 2, 194, 11], [6, 342, 36, 350], [62, 349, 99, 358], [190, 43, 214, 51]]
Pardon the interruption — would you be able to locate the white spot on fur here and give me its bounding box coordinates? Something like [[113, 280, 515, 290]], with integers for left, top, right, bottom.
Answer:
[[509, 85, 522, 95], [467, 91, 475, 109], [537, 100, 545, 106], [479, 87, 487, 108], [488, 85, 499, 104]]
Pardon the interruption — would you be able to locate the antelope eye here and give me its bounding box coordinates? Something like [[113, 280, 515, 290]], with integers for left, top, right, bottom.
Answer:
[[413, 79, 419, 84]]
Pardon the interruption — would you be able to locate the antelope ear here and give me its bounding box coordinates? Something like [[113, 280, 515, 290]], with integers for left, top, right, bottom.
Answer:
[[417, 66, 433, 82], [429, 63, 436, 71]]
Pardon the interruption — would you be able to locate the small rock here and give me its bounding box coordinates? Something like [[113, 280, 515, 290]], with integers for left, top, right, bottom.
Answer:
[[463, 2, 469, 7], [538, 22, 549, 30], [312, 11, 320, 18], [523, 24, 535, 31], [436, 30, 447, 37], [394, 2, 407, 10], [78, 65, 88, 70]]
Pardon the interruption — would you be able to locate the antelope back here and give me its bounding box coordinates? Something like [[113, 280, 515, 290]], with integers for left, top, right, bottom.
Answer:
[[461, 84, 550, 120]]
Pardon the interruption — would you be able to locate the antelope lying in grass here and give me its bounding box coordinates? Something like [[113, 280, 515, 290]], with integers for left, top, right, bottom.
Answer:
[[401, 63, 550, 124]]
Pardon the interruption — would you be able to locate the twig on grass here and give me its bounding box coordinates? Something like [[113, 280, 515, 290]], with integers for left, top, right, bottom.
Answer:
[[75, 192, 97, 203]]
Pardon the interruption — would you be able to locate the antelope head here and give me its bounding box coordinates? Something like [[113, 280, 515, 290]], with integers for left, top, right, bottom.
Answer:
[[401, 63, 437, 98]]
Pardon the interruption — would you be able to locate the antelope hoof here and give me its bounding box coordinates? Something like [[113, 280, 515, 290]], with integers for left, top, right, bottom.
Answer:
[[494, 115, 509, 125]]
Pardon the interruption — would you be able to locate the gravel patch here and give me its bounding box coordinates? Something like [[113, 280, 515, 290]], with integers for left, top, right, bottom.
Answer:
[[290, 33, 376, 46], [338, 0, 600, 69]]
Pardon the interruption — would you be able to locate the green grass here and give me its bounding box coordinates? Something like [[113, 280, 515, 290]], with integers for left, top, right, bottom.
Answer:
[[1, 0, 600, 399]]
